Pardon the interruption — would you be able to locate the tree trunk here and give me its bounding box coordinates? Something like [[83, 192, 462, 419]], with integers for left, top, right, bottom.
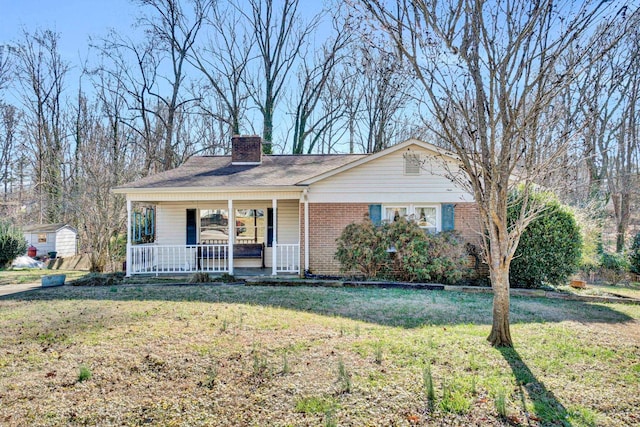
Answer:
[[488, 263, 513, 347], [615, 192, 631, 253]]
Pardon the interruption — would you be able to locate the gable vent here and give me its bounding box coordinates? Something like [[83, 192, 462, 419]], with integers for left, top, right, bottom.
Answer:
[[404, 152, 421, 175]]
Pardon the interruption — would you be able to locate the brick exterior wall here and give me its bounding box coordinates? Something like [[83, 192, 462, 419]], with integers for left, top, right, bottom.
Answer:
[[453, 203, 483, 246], [300, 202, 484, 277], [301, 203, 369, 275], [231, 135, 262, 164]]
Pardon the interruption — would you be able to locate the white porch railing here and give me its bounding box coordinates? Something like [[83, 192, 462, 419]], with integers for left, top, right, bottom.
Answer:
[[129, 243, 300, 275], [130, 244, 228, 275], [275, 243, 300, 273]]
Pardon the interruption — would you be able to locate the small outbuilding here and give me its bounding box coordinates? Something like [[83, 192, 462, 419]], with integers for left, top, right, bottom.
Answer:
[[22, 223, 78, 258]]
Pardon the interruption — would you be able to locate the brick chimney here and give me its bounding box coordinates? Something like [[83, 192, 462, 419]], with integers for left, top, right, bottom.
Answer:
[[231, 135, 262, 165]]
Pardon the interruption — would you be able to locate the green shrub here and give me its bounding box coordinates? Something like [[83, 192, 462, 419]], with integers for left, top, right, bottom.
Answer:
[[336, 216, 470, 283], [0, 220, 28, 268], [601, 251, 630, 272], [600, 251, 630, 283], [335, 217, 388, 278], [508, 191, 582, 288], [630, 232, 640, 275], [383, 218, 469, 283]]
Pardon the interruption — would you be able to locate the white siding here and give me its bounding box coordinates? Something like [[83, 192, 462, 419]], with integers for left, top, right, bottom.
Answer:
[[153, 200, 300, 269], [26, 233, 55, 256], [24, 227, 77, 257], [55, 227, 77, 257], [307, 144, 473, 204], [264, 199, 300, 267], [277, 200, 299, 244], [156, 203, 190, 245]]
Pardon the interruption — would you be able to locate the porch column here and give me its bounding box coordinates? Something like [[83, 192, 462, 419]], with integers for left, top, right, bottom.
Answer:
[[272, 198, 277, 275], [304, 192, 309, 273], [126, 199, 132, 277], [228, 199, 234, 275]]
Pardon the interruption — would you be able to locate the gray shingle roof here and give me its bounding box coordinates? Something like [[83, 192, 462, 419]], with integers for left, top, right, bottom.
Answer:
[[114, 154, 366, 190], [22, 223, 76, 233]]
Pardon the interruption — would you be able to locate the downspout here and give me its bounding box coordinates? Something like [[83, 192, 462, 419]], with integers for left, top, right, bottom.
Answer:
[[303, 189, 309, 273], [126, 199, 132, 277], [228, 199, 234, 275], [272, 198, 277, 275]]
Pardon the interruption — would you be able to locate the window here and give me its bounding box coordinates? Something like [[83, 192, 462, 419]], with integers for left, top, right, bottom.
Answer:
[[38, 233, 47, 243], [384, 207, 407, 223], [404, 152, 421, 175], [235, 209, 265, 244], [382, 204, 440, 233], [415, 206, 438, 233], [200, 209, 229, 243]]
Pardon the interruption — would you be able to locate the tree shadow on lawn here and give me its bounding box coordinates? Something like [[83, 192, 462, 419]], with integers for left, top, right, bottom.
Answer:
[[498, 346, 570, 426], [1, 284, 635, 330]]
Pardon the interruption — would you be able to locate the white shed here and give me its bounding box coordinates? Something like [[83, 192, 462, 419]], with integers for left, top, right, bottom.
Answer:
[[23, 223, 78, 258]]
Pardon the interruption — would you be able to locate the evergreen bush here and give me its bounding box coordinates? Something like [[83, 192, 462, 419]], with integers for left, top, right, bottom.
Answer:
[[630, 232, 640, 275], [0, 220, 28, 268], [336, 216, 469, 283], [383, 218, 469, 283], [335, 217, 388, 278], [508, 192, 582, 288]]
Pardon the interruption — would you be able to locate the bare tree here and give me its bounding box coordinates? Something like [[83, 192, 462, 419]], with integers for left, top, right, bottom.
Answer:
[[358, 45, 413, 153], [0, 46, 11, 93], [91, 32, 164, 174], [291, 16, 352, 154], [191, 2, 253, 138], [362, 0, 630, 346], [245, 0, 320, 153], [136, 0, 211, 170], [608, 25, 640, 252], [0, 104, 20, 208], [13, 29, 69, 224]]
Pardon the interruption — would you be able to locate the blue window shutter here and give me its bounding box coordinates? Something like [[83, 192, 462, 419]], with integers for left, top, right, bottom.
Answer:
[[186, 209, 197, 245], [369, 204, 382, 226], [266, 208, 274, 247], [442, 204, 455, 231]]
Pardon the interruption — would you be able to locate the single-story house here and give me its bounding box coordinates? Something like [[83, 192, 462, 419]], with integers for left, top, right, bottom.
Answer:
[[22, 223, 78, 258], [113, 136, 481, 277]]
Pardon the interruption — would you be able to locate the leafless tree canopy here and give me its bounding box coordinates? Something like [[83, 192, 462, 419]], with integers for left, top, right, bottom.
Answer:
[[360, 0, 637, 346], [0, 0, 638, 284]]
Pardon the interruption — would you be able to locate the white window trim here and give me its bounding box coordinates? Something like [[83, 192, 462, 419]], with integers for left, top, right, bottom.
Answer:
[[382, 204, 441, 232], [414, 205, 440, 233], [383, 206, 409, 223]]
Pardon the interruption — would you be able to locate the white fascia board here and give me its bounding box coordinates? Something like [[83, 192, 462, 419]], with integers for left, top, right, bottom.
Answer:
[[112, 185, 305, 194]]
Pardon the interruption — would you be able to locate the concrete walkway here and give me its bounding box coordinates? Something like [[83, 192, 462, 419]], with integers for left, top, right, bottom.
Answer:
[[0, 282, 42, 297]]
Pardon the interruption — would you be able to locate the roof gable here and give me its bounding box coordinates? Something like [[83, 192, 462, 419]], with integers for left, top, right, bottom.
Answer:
[[297, 139, 459, 185]]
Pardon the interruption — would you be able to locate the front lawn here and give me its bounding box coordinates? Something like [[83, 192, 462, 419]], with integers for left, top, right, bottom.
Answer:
[[0, 269, 89, 286], [0, 285, 638, 426]]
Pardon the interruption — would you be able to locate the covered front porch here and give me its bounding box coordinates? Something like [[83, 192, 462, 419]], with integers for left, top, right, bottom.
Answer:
[[124, 191, 306, 277]]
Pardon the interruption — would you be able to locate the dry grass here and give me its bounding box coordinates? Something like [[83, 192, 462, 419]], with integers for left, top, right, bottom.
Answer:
[[0, 284, 638, 426], [0, 269, 89, 286], [565, 282, 640, 300]]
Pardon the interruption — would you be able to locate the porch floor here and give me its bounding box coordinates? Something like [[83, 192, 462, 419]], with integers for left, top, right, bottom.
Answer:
[[127, 267, 299, 279]]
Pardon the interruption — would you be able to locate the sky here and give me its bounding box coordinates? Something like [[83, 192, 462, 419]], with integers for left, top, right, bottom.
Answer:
[[0, 0, 139, 65]]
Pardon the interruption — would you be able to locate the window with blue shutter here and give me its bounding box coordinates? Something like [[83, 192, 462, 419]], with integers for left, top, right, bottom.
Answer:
[[369, 204, 382, 226], [442, 204, 455, 231]]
